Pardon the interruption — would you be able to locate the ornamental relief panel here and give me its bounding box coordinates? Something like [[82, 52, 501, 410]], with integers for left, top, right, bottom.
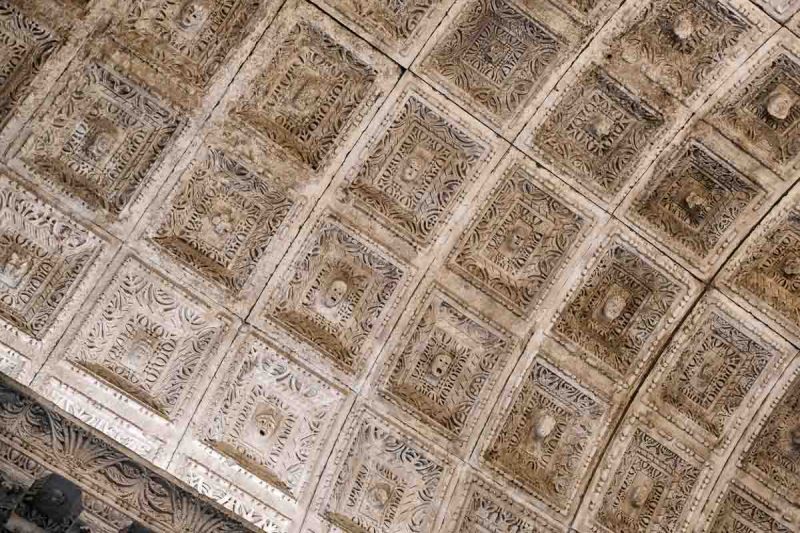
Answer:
[[134, 141, 300, 316], [255, 215, 409, 381], [307, 406, 454, 533], [337, 75, 504, 251], [607, 0, 774, 107], [703, 30, 800, 179], [375, 286, 515, 452], [412, 0, 580, 136], [550, 225, 700, 390], [225, 0, 399, 182], [641, 291, 794, 451], [110, 0, 279, 95], [189, 329, 348, 505], [576, 415, 708, 533], [11, 40, 189, 238], [0, 172, 116, 370], [40, 252, 236, 432], [441, 470, 562, 533], [448, 150, 601, 318], [704, 481, 796, 533], [620, 120, 781, 280], [479, 355, 610, 518], [520, 60, 688, 209]]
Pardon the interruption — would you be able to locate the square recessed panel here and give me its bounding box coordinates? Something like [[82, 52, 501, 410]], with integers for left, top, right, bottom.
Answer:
[[0, 172, 116, 380], [519, 62, 687, 209], [48, 253, 236, 425], [606, 0, 774, 106], [186, 330, 348, 507], [717, 186, 800, 346], [448, 150, 600, 317], [480, 356, 610, 518], [705, 481, 796, 532], [12, 43, 188, 238], [642, 291, 795, 450], [376, 286, 516, 452], [225, 0, 399, 182], [307, 407, 454, 533], [741, 370, 800, 507], [255, 215, 410, 380], [111, 0, 279, 93], [310, 0, 455, 66], [442, 470, 562, 533], [412, 0, 581, 136], [550, 224, 700, 391], [134, 141, 300, 316], [703, 30, 800, 179], [754, 0, 800, 22], [620, 121, 782, 280], [575, 414, 708, 533], [339, 76, 505, 250]]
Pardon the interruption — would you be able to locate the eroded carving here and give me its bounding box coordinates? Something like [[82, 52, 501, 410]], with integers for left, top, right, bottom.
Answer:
[[482, 359, 608, 514], [62, 256, 233, 420], [708, 483, 794, 533], [378, 289, 513, 446], [449, 160, 590, 316], [266, 217, 406, 376]]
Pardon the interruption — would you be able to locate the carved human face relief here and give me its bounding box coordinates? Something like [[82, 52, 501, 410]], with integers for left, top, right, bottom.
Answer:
[[766, 84, 797, 121], [0, 249, 31, 289], [599, 285, 629, 322], [177, 0, 210, 32]]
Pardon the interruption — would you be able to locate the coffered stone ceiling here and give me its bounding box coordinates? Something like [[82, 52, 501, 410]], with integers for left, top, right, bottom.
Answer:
[[2, 0, 800, 531]]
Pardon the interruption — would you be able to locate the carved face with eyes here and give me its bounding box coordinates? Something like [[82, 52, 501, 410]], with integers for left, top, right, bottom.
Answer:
[[0, 251, 30, 288], [253, 409, 281, 439], [602, 291, 628, 321], [627, 477, 653, 509], [177, 1, 209, 31], [531, 413, 556, 441], [87, 131, 116, 161], [783, 257, 800, 277], [429, 351, 453, 380], [365, 482, 392, 513], [767, 87, 796, 121], [672, 12, 694, 41], [501, 221, 532, 254], [321, 279, 348, 309]]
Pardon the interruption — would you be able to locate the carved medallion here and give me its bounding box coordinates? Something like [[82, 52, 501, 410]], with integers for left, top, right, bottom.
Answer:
[[527, 64, 670, 206], [482, 359, 608, 515], [112, 0, 271, 90], [448, 154, 593, 316], [594, 428, 702, 533], [378, 288, 514, 448], [198, 331, 346, 500], [61, 255, 235, 420], [143, 145, 297, 312], [314, 408, 453, 533], [17, 58, 186, 235], [265, 217, 408, 376], [342, 89, 494, 248], [415, 0, 568, 133]]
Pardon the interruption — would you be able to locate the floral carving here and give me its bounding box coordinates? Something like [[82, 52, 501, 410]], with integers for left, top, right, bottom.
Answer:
[[0, 175, 108, 356], [595, 428, 701, 533], [112, 0, 268, 90], [655, 310, 774, 441], [316, 408, 452, 533], [419, 0, 567, 130], [448, 158, 590, 316], [708, 483, 794, 533], [612, 0, 763, 103], [342, 94, 489, 248], [725, 208, 800, 336], [482, 359, 608, 515], [742, 373, 800, 506], [62, 256, 234, 420], [378, 288, 514, 446], [444, 473, 560, 533], [146, 145, 296, 305], [552, 236, 684, 384], [17, 60, 186, 228], [231, 20, 379, 172], [267, 217, 407, 376], [0, 1, 61, 128], [199, 332, 346, 500], [529, 65, 667, 204], [707, 46, 800, 175], [630, 138, 763, 269]]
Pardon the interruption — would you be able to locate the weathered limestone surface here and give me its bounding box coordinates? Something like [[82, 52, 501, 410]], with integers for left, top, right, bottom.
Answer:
[[0, 0, 799, 531]]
